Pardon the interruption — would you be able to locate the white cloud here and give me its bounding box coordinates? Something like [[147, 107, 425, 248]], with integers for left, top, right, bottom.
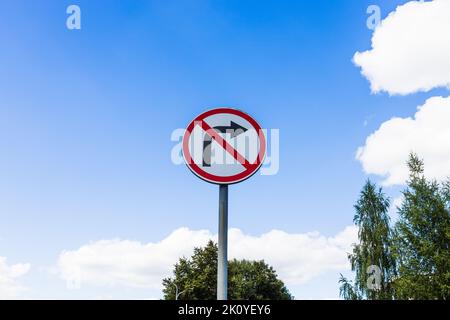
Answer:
[[0, 257, 30, 299], [57, 228, 212, 289], [357, 96, 450, 185], [56, 226, 357, 291], [354, 0, 450, 95], [229, 226, 357, 285], [393, 196, 404, 210]]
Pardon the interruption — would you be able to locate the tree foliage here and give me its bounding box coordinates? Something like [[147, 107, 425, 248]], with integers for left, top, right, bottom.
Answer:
[[392, 154, 450, 299], [339, 180, 396, 300], [163, 241, 292, 300], [341, 153, 450, 300]]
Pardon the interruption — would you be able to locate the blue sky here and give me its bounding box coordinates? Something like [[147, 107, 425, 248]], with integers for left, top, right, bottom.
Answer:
[[0, 0, 447, 299]]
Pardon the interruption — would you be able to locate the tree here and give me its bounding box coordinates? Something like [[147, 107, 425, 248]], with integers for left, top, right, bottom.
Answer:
[[339, 180, 396, 300], [162, 241, 292, 300], [229, 259, 292, 300], [392, 154, 450, 299]]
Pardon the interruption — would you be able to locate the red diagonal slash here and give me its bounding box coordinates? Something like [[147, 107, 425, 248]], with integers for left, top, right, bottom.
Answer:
[[196, 120, 253, 170]]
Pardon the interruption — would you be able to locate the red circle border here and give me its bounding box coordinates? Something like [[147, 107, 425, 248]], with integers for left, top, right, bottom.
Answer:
[[182, 108, 266, 185]]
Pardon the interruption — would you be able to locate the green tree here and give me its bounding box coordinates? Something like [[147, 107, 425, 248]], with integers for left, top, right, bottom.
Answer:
[[229, 259, 292, 300], [339, 180, 396, 300], [392, 154, 450, 299], [162, 241, 292, 300]]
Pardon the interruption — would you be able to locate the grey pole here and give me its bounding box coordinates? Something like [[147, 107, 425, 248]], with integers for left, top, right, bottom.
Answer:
[[217, 184, 228, 300]]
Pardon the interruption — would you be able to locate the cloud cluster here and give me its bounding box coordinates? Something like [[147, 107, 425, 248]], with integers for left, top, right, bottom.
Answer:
[[229, 226, 357, 285], [0, 257, 30, 299], [57, 226, 357, 290], [357, 96, 450, 185], [355, 0, 450, 185], [57, 228, 212, 289], [354, 0, 450, 95]]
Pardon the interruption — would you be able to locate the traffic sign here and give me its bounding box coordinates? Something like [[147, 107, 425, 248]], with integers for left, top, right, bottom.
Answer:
[[182, 108, 266, 185], [182, 107, 266, 300]]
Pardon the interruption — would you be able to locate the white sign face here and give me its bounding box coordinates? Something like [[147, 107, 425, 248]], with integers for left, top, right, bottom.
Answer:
[[183, 108, 266, 185]]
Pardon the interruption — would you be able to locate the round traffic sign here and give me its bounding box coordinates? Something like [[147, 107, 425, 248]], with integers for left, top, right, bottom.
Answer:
[[182, 108, 266, 185]]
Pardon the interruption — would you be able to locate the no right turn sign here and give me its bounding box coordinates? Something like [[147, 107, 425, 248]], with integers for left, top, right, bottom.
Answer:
[[182, 108, 266, 185]]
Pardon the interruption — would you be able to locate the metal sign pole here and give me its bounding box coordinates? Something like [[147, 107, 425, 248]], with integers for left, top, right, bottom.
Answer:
[[217, 184, 228, 300], [183, 108, 266, 300]]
